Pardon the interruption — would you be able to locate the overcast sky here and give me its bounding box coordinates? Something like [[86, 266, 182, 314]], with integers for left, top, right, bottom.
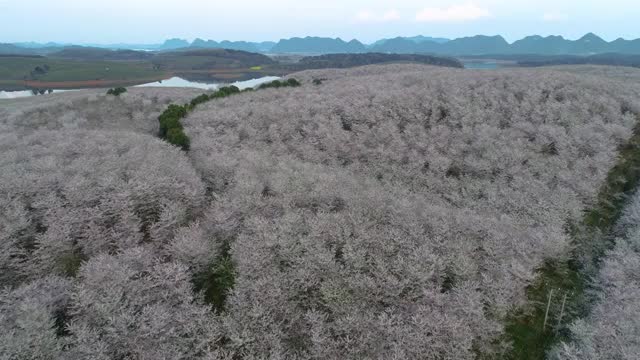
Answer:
[[2, 0, 639, 44]]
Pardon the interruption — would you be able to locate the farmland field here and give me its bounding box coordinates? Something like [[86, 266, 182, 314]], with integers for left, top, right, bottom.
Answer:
[[0, 57, 165, 89], [0, 50, 280, 91]]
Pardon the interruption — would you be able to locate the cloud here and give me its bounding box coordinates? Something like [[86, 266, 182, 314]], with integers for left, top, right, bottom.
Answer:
[[542, 12, 568, 22], [355, 9, 400, 23], [416, 3, 490, 22], [381, 10, 401, 21]]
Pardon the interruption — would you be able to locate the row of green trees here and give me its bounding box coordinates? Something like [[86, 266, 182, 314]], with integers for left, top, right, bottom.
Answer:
[[158, 104, 190, 150], [258, 78, 301, 89], [157, 79, 302, 151]]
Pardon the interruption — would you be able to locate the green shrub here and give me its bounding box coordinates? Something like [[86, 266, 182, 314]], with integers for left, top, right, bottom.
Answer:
[[259, 78, 301, 90], [446, 165, 462, 178], [56, 251, 85, 277], [106, 87, 127, 96], [162, 104, 188, 119], [541, 141, 559, 156], [259, 80, 282, 89], [192, 244, 235, 312], [158, 104, 187, 137], [217, 85, 241, 97], [190, 94, 210, 107], [286, 78, 301, 87], [210, 91, 226, 99], [159, 116, 183, 137], [166, 128, 190, 151]]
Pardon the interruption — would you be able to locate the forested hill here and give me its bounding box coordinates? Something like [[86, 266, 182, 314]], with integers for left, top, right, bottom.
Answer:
[[283, 53, 463, 70], [49, 47, 154, 61]]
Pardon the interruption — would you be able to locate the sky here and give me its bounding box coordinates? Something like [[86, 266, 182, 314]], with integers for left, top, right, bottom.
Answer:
[[1, 0, 639, 44]]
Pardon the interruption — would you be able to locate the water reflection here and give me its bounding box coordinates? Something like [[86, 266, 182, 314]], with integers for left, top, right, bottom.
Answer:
[[135, 76, 281, 90]]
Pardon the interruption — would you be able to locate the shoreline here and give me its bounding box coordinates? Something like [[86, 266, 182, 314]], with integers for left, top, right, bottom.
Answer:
[[0, 69, 289, 92]]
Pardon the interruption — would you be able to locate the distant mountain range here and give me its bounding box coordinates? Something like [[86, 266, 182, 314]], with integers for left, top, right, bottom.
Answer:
[[372, 35, 508, 55], [287, 53, 463, 71], [370, 36, 450, 47], [188, 38, 276, 53], [369, 33, 640, 55], [159, 37, 450, 53], [270, 37, 367, 54], [3, 33, 640, 56]]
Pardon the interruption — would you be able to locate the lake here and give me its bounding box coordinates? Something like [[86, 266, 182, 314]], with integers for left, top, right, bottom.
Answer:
[[463, 62, 499, 69], [0, 89, 74, 99], [135, 76, 281, 90], [461, 59, 517, 69], [0, 76, 281, 99]]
